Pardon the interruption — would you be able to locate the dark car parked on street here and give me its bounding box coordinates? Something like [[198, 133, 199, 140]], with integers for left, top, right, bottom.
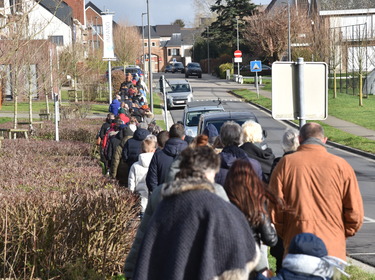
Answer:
[[185, 62, 202, 78], [165, 64, 175, 73], [173, 62, 185, 73], [106, 65, 143, 79]]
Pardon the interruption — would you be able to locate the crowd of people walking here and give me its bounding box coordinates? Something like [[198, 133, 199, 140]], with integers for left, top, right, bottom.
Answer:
[[96, 74, 364, 280]]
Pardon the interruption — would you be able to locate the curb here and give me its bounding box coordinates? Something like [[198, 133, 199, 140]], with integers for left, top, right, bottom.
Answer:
[[229, 91, 375, 161], [347, 257, 375, 274]]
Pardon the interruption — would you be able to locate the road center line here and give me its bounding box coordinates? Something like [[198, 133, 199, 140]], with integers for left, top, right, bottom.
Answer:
[[364, 216, 375, 223]]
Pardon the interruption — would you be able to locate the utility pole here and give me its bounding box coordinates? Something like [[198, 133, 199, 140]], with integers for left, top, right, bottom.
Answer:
[[288, 0, 291, 61], [147, 0, 153, 112], [207, 26, 210, 75], [141, 12, 147, 68], [236, 16, 240, 78]]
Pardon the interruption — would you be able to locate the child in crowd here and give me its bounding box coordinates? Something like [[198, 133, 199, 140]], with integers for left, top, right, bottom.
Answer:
[[128, 136, 157, 216]]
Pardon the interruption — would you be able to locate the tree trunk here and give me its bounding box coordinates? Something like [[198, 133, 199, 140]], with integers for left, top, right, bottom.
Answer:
[[13, 95, 18, 130]]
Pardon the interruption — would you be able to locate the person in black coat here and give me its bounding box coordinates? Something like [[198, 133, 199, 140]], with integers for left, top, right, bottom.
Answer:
[[146, 123, 188, 192], [133, 146, 260, 280], [240, 120, 275, 183], [215, 121, 263, 186], [122, 127, 150, 172]]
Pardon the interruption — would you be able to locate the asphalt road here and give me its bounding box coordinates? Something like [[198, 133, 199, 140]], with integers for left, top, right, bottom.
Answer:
[[156, 72, 375, 268]]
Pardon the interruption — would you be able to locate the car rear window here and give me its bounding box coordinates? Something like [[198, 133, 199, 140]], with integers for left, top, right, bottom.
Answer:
[[170, 84, 191, 92], [126, 68, 138, 74], [205, 118, 257, 133]]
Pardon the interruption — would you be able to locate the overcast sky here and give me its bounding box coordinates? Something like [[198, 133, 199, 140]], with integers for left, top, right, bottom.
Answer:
[[89, 0, 272, 27]]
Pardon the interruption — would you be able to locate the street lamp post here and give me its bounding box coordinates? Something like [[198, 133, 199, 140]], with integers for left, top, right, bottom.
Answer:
[[95, 16, 98, 48], [141, 12, 147, 68], [146, 0, 153, 111], [207, 26, 210, 75], [287, 0, 291, 61]]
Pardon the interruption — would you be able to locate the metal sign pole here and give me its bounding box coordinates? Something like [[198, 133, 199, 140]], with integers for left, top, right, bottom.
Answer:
[[160, 75, 169, 129], [296, 57, 306, 129], [108, 60, 113, 104], [256, 72, 259, 98], [54, 93, 59, 142]]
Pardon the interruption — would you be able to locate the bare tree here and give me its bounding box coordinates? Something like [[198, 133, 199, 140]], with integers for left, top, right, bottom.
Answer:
[[0, 0, 65, 128], [244, 6, 331, 63], [192, 0, 217, 27], [244, 8, 290, 61], [113, 22, 142, 68]]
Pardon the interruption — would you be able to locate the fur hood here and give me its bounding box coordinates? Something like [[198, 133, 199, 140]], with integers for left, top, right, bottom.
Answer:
[[162, 177, 215, 198]]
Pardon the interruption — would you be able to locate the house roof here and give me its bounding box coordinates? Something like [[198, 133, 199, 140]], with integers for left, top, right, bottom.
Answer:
[[266, 0, 318, 15], [85, 1, 102, 16], [155, 25, 181, 37], [181, 28, 200, 45], [138, 26, 160, 39], [39, 0, 72, 26], [165, 33, 182, 47], [266, 0, 375, 14], [319, 0, 375, 10]]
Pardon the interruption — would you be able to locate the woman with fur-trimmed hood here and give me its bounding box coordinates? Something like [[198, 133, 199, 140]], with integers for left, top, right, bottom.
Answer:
[[133, 146, 260, 280]]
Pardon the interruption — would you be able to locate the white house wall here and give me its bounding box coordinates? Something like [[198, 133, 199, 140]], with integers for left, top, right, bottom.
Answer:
[[27, 1, 72, 46], [348, 46, 375, 72]]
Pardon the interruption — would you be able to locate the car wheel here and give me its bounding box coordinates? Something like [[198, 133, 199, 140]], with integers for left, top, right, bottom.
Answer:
[[198, 75, 202, 78], [185, 74, 189, 78]]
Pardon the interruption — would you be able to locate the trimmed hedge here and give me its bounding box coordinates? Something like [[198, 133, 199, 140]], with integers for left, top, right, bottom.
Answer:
[[0, 118, 140, 279]]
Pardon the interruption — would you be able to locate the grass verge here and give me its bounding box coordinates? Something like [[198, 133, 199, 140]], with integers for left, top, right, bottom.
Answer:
[[232, 89, 375, 154]]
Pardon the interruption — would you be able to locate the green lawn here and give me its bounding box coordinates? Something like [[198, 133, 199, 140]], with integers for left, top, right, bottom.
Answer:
[[1, 101, 49, 112], [0, 117, 12, 124], [328, 93, 375, 131], [232, 89, 375, 154]]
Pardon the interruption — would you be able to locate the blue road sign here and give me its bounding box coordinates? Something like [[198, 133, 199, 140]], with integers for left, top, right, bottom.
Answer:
[[250, 61, 262, 72]]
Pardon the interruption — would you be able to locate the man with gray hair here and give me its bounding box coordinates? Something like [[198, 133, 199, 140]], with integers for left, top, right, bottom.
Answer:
[[215, 121, 263, 185], [269, 122, 364, 261]]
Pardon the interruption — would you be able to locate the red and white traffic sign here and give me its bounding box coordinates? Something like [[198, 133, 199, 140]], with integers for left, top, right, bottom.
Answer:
[[234, 50, 242, 58]]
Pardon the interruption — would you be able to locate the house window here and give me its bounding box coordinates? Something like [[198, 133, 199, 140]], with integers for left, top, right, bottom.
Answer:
[[144, 42, 147, 47], [169, 48, 180, 56], [93, 25, 102, 35], [0, 0, 4, 8], [10, 0, 22, 13], [152, 42, 156, 47], [49, 36, 64, 46]]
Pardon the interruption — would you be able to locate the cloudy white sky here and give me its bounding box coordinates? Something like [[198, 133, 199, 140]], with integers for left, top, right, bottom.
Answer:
[[90, 0, 272, 27]]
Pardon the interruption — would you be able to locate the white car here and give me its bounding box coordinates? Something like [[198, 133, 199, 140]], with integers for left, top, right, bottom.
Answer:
[[165, 79, 194, 109], [182, 100, 225, 137]]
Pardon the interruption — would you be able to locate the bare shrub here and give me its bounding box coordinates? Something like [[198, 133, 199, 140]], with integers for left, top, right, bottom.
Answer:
[[35, 118, 99, 143], [111, 70, 126, 98], [0, 187, 139, 279], [0, 117, 141, 278]]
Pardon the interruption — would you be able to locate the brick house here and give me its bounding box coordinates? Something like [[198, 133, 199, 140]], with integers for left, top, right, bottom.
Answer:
[[140, 24, 199, 72]]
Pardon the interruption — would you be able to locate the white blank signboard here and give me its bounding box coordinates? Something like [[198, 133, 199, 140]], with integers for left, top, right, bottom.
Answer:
[[272, 62, 328, 120]]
